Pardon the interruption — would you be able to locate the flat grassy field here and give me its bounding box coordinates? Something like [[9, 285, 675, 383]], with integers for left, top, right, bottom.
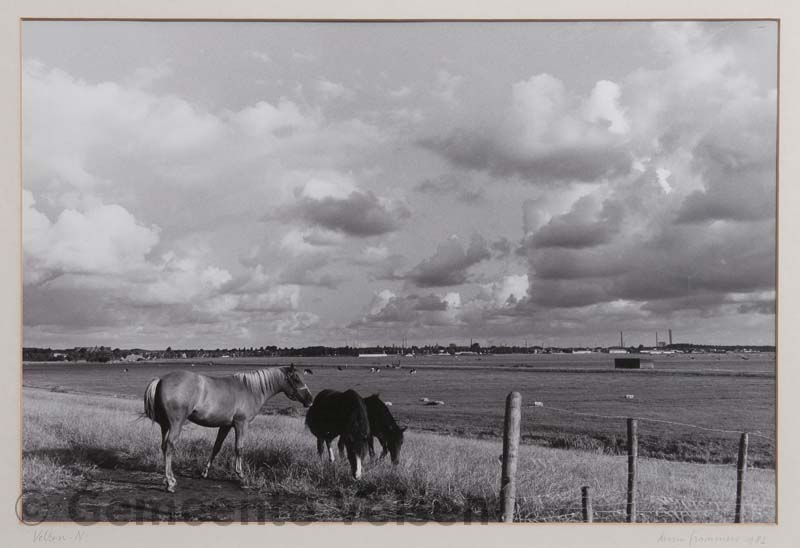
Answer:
[[22, 388, 775, 523], [23, 353, 776, 466]]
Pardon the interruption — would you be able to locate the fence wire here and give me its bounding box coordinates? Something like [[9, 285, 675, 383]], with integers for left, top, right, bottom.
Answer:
[[532, 404, 774, 439], [509, 400, 775, 524]]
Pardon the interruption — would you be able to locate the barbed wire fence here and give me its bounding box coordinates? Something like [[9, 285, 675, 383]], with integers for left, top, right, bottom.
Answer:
[[498, 392, 776, 524]]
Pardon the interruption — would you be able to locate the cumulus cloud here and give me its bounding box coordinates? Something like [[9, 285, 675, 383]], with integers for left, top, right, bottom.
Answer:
[[23, 190, 160, 284], [405, 234, 491, 287], [235, 284, 300, 313], [137, 255, 233, 306], [229, 99, 311, 137], [423, 73, 632, 183], [22, 22, 776, 347], [351, 290, 460, 327], [24, 61, 224, 192], [315, 78, 352, 101], [287, 177, 411, 237], [500, 22, 777, 327]]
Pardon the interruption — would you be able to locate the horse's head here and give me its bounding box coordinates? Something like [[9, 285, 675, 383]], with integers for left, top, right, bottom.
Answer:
[[386, 426, 407, 465], [282, 364, 314, 407]]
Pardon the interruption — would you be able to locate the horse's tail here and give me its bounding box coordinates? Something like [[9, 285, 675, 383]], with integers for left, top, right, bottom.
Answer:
[[143, 378, 161, 423]]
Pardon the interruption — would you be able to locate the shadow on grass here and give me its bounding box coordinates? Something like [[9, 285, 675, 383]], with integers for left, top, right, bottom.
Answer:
[[25, 447, 131, 469]]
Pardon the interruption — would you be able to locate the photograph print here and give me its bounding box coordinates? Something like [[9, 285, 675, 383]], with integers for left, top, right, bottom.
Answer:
[[21, 20, 776, 524]]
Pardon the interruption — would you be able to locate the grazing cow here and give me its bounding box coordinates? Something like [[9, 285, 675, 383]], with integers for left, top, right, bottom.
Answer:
[[337, 366, 344, 371], [123, 368, 129, 373], [420, 397, 429, 402], [305, 389, 370, 479], [624, 394, 635, 399], [303, 368, 314, 375], [339, 394, 406, 465], [409, 369, 417, 375]]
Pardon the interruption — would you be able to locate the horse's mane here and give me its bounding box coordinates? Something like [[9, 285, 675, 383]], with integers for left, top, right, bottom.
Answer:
[[233, 367, 283, 397]]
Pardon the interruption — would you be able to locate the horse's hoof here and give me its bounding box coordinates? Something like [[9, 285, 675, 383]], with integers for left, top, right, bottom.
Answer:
[[166, 486, 176, 493], [200, 471, 208, 479]]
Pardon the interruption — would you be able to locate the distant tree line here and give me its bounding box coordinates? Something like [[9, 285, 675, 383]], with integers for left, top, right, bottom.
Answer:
[[21, 342, 775, 363]]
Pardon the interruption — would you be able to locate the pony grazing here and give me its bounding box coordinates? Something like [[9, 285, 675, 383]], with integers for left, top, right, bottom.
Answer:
[[143, 364, 313, 492], [305, 389, 370, 479], [339, 394, 406, 465]]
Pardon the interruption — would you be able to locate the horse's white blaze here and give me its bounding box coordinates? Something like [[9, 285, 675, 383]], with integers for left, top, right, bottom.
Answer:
[[355, 456, 362, 479], [328, 446, 335, 463]]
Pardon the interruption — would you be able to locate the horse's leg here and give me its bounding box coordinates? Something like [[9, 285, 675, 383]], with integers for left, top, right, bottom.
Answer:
[[325, 438, 335, 463], [160, 423, 171, 490], [201, 425, 231, 479], [316, 437, 325, 459], [345, 442, 362, 480], [164, 420, 184, 493], [379, 438, 389, 460], [337, 437, 346, 460], [233, 419, 248, 486]]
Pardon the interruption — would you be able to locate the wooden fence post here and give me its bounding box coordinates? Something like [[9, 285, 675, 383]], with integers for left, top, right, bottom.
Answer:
[[626, 418, 638, 523], [582, 486, 593, 523], [735, 432, 749, 523], [500, 391, 522, 523]]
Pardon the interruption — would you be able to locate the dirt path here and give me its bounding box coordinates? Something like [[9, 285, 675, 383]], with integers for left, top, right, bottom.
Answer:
[[23, 468, 321, 523]]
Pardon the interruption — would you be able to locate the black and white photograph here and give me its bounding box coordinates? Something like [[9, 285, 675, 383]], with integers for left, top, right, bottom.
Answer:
[[19, 18, 777, 525]]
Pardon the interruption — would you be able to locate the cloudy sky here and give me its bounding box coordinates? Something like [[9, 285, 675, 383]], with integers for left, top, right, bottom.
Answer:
[[22, 21, 776, 349]]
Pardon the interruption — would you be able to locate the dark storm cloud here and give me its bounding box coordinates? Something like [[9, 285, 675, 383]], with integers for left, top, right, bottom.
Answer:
[[531, 248, 627, 280], [532, 196, 623, 249], [420, 131, 632, 184], [291, 190, 410, 237], [405, 234, 491, 288], [676, 190, 773, 224], [519, 153, 775, 315], [527, 279, 612, 308], [532, 220, 612, 249]]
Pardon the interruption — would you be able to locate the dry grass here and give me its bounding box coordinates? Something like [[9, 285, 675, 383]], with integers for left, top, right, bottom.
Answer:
[[22, 388, 775, 523]]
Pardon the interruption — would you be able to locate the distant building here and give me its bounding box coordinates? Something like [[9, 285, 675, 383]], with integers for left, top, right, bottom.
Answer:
[[123, 354, 144, 362], [614, 358, 654, 369], [608, 347, 628, 354], [358, 353, 388, 358]]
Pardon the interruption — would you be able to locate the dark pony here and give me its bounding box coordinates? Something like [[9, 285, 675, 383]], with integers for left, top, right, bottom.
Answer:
[[339, 393, 406, 464], [305, 389, 370, 479]]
